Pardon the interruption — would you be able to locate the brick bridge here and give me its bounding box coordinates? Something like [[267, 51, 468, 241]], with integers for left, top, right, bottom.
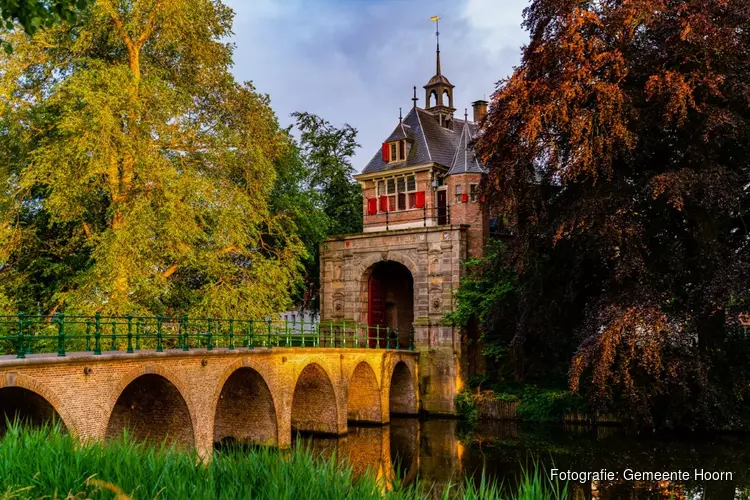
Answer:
[[0, 347, 419, 458]]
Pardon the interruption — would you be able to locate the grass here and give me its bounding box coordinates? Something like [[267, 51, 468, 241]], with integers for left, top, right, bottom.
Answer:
[[0, 424, 568, 500]]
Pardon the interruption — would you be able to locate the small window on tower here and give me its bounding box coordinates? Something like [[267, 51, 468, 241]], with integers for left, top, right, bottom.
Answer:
[[470, 184, 478, 203], [377, 180, 385, 196], [455, 184, 462, 203], [390, 143, 398, 162]]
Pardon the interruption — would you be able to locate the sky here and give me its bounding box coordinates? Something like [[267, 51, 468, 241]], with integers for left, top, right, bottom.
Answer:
[[224, 0, 530, 172]]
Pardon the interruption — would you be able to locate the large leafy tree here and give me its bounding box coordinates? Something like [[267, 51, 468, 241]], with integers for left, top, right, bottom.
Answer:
[[0, 0, 305, 318], [280, 112, 361, 311], [477, 0, 750, 427]]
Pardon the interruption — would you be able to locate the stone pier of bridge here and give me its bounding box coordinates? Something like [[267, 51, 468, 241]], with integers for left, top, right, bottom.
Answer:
[[0, 348, 419, 458]]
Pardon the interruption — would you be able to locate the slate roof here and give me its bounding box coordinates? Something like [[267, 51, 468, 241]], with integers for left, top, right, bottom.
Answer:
[[447, 121, 487, 175], [360, 107, 485, 176]]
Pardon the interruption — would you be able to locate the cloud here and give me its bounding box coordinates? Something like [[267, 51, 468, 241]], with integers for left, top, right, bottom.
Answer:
[[224, 0, 529, 171]]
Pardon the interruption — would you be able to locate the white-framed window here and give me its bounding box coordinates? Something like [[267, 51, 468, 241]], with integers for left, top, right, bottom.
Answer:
[[376, 174, 419, 211], [470, 184, 478, 203], [455, 184, 463, 203]]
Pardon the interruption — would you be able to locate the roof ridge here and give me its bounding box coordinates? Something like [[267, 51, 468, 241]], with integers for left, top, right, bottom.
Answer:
[[414, 108, 432, 163]]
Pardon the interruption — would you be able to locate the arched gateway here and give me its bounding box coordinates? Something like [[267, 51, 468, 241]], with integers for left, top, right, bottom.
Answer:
[[363, 261, 414, 349]]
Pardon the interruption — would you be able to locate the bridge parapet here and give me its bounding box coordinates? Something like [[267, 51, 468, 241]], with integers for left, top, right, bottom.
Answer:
[[0, 314, 415, 358], [0, 347, 419, 459]]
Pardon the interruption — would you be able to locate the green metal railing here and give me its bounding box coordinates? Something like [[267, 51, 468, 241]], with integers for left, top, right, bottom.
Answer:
[[0, 314, 415, 358]]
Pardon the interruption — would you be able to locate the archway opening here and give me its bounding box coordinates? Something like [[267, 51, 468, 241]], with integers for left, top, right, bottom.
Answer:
[[106, 374, 194, 448], [291, 363, 338, 435], [347, 362, 382, 423], [366, 261, 414, 348], [443, 90, 452, 109], [0, 387, 65, 434], [389, 362, 417, 415], [214, 368, 277, 447]]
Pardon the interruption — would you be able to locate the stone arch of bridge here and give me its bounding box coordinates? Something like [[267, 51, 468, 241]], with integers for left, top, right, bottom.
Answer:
[[0, 374, 72, 434], [388, 361, 418, 415], [347, 361, 382, 423], [106, 365, 196, 448], [212, 361, 279, 447], [291, 362, 341, 435]]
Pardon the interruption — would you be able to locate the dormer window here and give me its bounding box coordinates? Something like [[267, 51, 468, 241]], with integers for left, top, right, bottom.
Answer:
[[382, 140, 409, 163]]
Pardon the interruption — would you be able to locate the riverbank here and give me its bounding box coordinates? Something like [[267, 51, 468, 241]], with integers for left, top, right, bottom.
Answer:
[[0, 424, 567, 499]]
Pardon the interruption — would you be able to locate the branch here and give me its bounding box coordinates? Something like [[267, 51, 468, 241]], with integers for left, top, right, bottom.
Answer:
[[135, 3, 160, 49]]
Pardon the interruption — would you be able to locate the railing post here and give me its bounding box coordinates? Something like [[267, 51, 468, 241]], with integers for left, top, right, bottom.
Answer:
[[342, 322, 346, 348], [94, 312, 101, 355], [375, 325, 380, 349], [136, 320, 142, 350], [126, 315, 134, 353], [267, 319, 272, 347], [56, 313, 65, 357], [206, 317, 213, 351], [85, 321, 91, 352], [182, 315, 189, 351], [156, 315, 163, 352], [110, 320, 116, 351], [409, 326, 414, 351], [228, 317, 235, 351], [16, 312, 25, 359], [248, 319, 254, 349], [284, 319, 290, 347]]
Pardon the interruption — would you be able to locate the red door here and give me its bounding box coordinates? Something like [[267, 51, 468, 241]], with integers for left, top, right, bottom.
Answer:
[[368, 275, 386, 347]]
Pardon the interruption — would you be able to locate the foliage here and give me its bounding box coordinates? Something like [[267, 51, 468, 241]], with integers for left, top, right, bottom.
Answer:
[[476, 0, 750, 428], [268, 142, 329, 309], [0, 0, 91, 53], [287, 112, 363, 310], [292, 112, 363, 237], [0, 0, 306, 318], [455, 389, 480, 423], [0, 424, 568, 500]]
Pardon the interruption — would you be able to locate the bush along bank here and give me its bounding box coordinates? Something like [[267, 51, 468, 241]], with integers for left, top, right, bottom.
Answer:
[[455, 384, 608, 425]]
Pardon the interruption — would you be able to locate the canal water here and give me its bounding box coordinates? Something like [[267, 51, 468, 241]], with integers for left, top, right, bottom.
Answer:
[[297, 418, 750, 499]]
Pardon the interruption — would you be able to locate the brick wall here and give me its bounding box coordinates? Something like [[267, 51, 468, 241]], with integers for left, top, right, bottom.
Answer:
[[347, 362, 382, 422], [388, 362, 418, 415], [106, 373, 194, 448], [291, 363, 340, 435], [214, 367, 277, 446]]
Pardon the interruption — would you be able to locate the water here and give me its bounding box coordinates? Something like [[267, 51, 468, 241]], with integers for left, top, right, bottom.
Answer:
[[297, 418, 750, 499]]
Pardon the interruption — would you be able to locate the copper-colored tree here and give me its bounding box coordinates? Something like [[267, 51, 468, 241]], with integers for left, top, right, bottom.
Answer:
[[477, 0, 750, 427]]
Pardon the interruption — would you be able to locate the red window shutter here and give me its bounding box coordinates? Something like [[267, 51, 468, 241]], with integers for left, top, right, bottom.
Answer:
[[399, 140, 405, 160], [367, 198, 377, 215], [462, 193, 468, 203], [382, 143, 389, 162], [379, 196, 388, 212], [415, 191, 425, 209]]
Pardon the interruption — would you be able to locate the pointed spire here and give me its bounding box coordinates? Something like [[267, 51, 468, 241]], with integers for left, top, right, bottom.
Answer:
[[432, 16, 442, 76], [412, 86, 418, 108]]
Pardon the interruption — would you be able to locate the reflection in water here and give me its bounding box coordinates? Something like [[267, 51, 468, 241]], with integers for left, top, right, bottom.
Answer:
[[295, 419, 750, 499]]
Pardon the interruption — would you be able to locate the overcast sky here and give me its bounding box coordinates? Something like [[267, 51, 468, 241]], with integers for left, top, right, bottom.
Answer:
[[224, 0, 530, 172]]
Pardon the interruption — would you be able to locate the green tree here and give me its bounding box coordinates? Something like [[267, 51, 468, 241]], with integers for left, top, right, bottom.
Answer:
[[0, 0, 305, 318], [292, 112, 363, 237], [0, 0, 91, 52], [476, 0, 750, 427]]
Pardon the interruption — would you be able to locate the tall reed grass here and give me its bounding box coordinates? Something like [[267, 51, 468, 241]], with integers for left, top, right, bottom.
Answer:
[[0, 424, 568, 500]]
